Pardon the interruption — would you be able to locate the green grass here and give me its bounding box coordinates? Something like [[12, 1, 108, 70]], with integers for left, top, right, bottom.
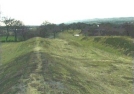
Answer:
[[0, 36, 15, 42], [92, 36, 134, 56], [0, 35, 23, 42], [0, 52, 37, 94], [0, 30, 133, 94], [1, 38, 34, 64]]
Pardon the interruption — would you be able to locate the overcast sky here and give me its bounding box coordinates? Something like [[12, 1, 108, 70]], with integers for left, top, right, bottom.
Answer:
[[0, 0, 134, 25]]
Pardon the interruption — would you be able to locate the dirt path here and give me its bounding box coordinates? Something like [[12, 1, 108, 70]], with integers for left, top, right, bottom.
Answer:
[[26, 37, 44, 94]]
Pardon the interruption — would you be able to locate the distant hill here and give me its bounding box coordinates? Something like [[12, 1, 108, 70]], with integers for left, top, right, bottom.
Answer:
[[65, 17, 134, 24]]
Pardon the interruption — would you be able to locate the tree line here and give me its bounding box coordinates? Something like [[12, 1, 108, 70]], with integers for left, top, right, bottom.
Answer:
[[0, 17, 134, 42]]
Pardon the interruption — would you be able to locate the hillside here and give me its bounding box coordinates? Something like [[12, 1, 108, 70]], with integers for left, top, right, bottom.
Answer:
[[66, 17, 134, 24], [0, 31, 133, 94]]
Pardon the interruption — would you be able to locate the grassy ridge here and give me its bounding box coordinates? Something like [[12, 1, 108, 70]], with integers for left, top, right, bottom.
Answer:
[[38, 36, 132, 94], [0, 31, 133, 94], [58, 30, 133, 57], [0, 38, 37, 93], [0, 52, 37, 93], [1, 38, 35, 64]]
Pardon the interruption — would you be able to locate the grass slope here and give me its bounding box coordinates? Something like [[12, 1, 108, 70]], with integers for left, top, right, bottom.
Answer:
[[0, 31, 133, 94]]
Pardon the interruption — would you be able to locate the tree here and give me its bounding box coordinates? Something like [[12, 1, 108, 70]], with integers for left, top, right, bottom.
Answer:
[[39, 21, 53, 38], [39, 24, 49, 37], [58, 23, 65, 31], [2, 17, 14, 41], [52, 24, 59, 38], [12, 20, 24, 41], [123, 23, 134, 37], [2, 17, 24, 41], [41, 20, 51, 25], [123, 23, 131, 36]]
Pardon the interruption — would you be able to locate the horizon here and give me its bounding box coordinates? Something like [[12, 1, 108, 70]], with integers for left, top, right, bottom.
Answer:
[[0, 0, 134, 25], [0, 16, 133, 26], [65, 16, 134, 23]]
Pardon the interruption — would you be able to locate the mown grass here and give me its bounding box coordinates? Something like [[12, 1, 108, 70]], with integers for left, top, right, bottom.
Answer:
[[0, 30, 133, 94]]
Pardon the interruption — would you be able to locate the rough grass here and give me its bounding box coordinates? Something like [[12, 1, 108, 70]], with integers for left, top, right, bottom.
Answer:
[[92, 36, 134, 56], [0, 30, 133, 94], [1, 38, 34, 64], [0, 52, 37, 94]]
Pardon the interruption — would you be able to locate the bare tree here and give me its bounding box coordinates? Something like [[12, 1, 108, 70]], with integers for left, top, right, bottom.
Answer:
[[123, 23, 134, 37], [2, 17, 14, 41], [2, 17, 24, 41], [12, 20, 24, 41]]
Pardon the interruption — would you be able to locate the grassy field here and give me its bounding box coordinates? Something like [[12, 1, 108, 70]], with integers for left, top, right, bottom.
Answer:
[[0, 35, 24, 42], [0, 36, 15, 42], [0, 30, 133, 94]]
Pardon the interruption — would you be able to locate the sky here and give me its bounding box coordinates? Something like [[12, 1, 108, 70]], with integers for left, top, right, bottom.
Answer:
[[0, 0, 134, 25]]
